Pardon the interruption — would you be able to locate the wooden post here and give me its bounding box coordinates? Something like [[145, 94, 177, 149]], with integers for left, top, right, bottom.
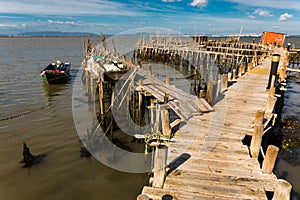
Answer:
[[206, 81, 215, 106], [149, 99, 155, 133], [217, 79, 222, 96], [137, 194, 150, 200], [232, 68, 237, 81], [228, 72, 232, 82], [148, 65, 152, 76], [250, 123, 264, 158], [269, 87, 276, 97], [199, 90, 203, 98], [262, 145, 279, 174], [154, 104, 161, 133], [138, 79, 143, 126], [161, 105, 171, 137], [238, 66, 242, 77], [241, 62, 246, 74], [221, 74, 228, 92], [267, 54, 280, 89], [152, 145, 168, 188], [266, 96, 277, 115], [165, 76, 170, 85], [137, 61, 142, 69], [272, 179, 292, 200], [254, 110, 265, 124], [98, 78, 104, 117], [130, 57, 133, 66]]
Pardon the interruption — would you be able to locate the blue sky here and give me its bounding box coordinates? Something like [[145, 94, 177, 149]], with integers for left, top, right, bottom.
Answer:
[[0, 0, 299, 35]]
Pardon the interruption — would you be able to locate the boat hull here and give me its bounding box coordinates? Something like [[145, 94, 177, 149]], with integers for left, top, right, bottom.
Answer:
[[40, 62, 71, 84], [41, 71, 71, 84]]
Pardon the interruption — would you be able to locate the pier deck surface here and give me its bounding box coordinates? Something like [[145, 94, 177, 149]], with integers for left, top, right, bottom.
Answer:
[[140, 48, 287, 199], [137, 69, 213, 120]]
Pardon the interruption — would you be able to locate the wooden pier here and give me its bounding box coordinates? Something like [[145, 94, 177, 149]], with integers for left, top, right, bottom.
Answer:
[[81, 35, 293, 199], [137, 46, 292, 199]]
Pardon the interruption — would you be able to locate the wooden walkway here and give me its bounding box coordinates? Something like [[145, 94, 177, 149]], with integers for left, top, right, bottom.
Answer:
[[136, 69, 213, 120], [139, 48, 289, 199]]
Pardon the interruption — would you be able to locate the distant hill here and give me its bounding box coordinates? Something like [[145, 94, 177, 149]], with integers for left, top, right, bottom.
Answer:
[[16, 31, 99, 37]]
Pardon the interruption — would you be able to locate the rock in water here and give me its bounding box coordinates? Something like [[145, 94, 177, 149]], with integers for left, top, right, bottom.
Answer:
[[20, 143, 46, 168], [80, 146, 91, 157]]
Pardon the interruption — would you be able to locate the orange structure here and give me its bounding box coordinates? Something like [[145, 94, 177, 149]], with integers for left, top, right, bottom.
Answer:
[[260, 31, 286, 46]]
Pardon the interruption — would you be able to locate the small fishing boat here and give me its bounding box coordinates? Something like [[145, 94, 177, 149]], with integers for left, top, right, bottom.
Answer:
[[40, 60, 71, 84]]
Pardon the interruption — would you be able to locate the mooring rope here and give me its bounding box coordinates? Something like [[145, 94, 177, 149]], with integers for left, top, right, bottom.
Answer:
[[0, 104, 51, 122]]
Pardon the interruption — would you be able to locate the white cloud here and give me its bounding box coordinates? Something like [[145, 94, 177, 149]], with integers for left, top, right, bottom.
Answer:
[[248, 15, 256, 19], [190, 0, 208, 7], [223, 0, 300, 11], [253, 9, 273, 17], [0, 0, 143, 16], [47, 20, 75, 25], [279, 13, 293, 21], [162, 0, 181, 2]]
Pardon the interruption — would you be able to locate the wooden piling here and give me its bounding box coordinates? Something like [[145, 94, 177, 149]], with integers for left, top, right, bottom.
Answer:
[[199, 90, 203, 98], [137, 194, 150, 200], [254, 110, 265, 124], [98, 78, 104, 117], [206, 81, 215, 106], [269, 87, 276, 97], [148, 65, 152, 76], [161, 105, 171, 137], [262, 145, 279, 174], [266, 96, 277, 115], [221, 74, 228, 92], [273, 179, 292, 200], [227, 72, 232, 82], [138, 79, 143, 126], [165, 76, 170, 85], [154, 104, 161, 133], [152, 145, 168, 188], [232, 68, 237, 81], [250, 123, 264, 158]]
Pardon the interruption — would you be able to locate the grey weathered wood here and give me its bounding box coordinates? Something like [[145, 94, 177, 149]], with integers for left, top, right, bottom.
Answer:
[[152, 145, 168, 188]]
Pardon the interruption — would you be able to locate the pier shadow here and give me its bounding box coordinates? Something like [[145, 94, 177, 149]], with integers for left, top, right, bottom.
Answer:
[[167, 153, 191, 175]]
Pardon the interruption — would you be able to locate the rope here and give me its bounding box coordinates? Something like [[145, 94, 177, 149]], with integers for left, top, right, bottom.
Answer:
[[0, 104, 50, 122]]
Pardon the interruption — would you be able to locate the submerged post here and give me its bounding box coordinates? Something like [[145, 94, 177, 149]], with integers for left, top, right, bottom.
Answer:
[[267, 54, 280, 89]]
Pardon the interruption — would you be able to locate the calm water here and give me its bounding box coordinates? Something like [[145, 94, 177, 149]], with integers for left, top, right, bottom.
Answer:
[[274, 75, 300, 199], [0, 36, 299, 199], [0, 36, 148, 200]]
